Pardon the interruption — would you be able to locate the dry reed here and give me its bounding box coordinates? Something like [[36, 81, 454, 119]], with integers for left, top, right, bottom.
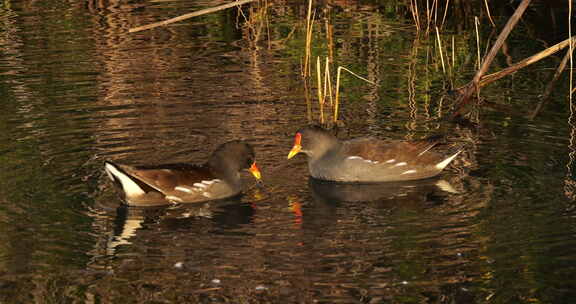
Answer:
[[474, 16, 481, 69], [302, 0, 315, 78], [483, 0, 495, 27], [435, 26, 446, 74], [333, 66, 376, 122], [129, 0, 257, 33]]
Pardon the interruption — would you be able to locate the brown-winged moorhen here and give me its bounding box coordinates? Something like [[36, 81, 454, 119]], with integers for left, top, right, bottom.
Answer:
[[105, 141, 262, 206], [287, 126, 461, 182]]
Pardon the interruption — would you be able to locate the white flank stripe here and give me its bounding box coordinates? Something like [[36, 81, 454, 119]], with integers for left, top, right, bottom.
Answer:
[[193, 183, 208, 189], [175, 186, 194, 193], [435, 150, 462, 170], [393, 162, 407, 167], [202, 179, 220, 185], [347, 156, 381, 165], [385, 159, 396, 164], [400, 169, 417, 175], [166, 195, 183, 202], [105, 163, 146, 197]]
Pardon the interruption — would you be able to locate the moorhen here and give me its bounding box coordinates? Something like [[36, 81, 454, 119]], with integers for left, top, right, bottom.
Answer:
[[105, 140, 262, 206], [287, 126, 461, 182]]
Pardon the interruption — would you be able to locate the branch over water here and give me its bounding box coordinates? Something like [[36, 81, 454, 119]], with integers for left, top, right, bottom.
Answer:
[[129, 0, 257, 33]]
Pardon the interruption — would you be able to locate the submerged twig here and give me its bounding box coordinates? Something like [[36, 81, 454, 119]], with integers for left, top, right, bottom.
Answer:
[[452, 0, 532, 118], [472, 0, 531, 84], [480, 36, 575, 87], [530, 39, 576, 119], [129, 0, 257, 33]]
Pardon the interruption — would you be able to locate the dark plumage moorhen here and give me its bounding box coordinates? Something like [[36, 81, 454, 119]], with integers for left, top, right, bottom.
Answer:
[[287, 126, 461, 182], [105, 141, 262, 206]]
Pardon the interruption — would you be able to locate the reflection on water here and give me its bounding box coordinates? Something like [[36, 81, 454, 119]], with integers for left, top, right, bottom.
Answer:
[[1, 0, 576, 302], [308, 177, 458, 203], [84, 174, 484, 303], [104, 199, 257, 256]]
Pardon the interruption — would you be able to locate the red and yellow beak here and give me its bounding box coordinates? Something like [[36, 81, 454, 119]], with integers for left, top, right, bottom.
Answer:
[[249, 162, 262, 181], [287, 133, 302, 160]]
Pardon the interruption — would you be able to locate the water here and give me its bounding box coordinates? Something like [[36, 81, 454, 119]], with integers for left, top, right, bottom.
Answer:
[[1, 0, 576, 303]]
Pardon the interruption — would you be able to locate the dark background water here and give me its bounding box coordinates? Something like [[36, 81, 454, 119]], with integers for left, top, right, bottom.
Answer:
[[1, 0, 575, 303]]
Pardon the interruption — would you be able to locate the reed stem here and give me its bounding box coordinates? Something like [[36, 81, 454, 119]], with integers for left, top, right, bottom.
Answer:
[[129, 0, 257, 33], [333, 67, 376, 122], [435, 27, 446, 74]]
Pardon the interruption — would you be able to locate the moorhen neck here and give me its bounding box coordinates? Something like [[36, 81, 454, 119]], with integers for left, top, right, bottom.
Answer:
[[287, 126, 461, 182], [105, 140, 262, 206]]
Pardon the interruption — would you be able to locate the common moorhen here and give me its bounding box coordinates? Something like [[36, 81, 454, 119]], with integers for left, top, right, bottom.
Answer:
[[287, 126, 461, 182], [105, 141, 262, 206]]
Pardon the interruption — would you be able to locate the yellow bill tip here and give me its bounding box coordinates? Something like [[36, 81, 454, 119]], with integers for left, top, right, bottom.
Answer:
[[249, 162, 262, 180], [287, 145, 302, 159]]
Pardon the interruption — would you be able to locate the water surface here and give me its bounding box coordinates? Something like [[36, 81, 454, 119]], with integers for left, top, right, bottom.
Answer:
[[0, 1, 575, 303]]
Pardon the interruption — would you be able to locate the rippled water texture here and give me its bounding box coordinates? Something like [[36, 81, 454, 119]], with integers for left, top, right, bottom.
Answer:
[[1, 0, 576, 303]]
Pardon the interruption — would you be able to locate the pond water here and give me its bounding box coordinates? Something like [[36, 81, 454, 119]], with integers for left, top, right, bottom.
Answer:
[[1, 0, 576, 303]]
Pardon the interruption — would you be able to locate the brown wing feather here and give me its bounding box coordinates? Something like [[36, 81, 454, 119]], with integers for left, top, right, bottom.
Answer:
[[120, 164, 215, 194], [342, 138, 443, 163]]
